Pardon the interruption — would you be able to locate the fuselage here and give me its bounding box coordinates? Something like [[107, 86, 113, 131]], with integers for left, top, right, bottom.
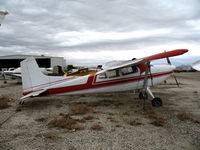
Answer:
[[23, 64, 175, 96]]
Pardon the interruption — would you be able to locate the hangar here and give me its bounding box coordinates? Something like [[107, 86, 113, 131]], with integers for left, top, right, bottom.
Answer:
[[0, 54, 66, 71]]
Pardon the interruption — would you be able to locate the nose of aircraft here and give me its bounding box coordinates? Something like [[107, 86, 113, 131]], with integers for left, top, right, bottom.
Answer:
[[170, 64, 176, 71]]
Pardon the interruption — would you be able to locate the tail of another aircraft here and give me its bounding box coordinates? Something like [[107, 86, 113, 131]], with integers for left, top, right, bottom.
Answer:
[[20, 57, 50, 94]]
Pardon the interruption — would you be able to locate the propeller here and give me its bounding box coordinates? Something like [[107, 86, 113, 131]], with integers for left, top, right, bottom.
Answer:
[[166, 57, 180, 87]]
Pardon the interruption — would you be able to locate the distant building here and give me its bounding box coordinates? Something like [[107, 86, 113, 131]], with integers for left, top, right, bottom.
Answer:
[[0, 54, 66, 71], [175, 65, 195, 72]]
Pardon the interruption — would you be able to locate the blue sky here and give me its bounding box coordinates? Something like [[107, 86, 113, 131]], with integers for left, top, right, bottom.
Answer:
[[0, 0, 200, 66]]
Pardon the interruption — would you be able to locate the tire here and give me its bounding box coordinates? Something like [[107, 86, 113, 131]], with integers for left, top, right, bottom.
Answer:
[[152, 97, 162, 107]]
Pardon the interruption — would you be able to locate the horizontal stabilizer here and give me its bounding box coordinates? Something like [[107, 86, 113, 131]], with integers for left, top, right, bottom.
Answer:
[[20, 89, 47, 100]]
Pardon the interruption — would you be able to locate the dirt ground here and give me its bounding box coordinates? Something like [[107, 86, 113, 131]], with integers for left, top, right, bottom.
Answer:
[[0, 72, 200, 150]]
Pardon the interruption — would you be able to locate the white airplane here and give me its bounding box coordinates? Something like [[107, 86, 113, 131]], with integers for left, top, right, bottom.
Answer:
[[1, 68, 22, 83], [0, 11, 8, 26], [192, 60, 200, 71], [1, 67, 53, 83], [19, 49, 188, 107]]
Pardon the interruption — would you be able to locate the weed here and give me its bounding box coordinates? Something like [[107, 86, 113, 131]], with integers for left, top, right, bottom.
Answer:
[[0, 96, 11, 109], [83, 115, 94, 120], [48, 117, 84, 131], [116, 124, 122, 127], [192, 119, 200, 124], [35, 117, 46, 122], [177, 112, 200, 124], [75, 118, 86, 123], [177, 112, 192, 121], [150, 118, 166, 127], [127, 120, 142, 126], [91, 123, 103, 131], [122, 112, 130, 116], [69, 104, 93, 115]]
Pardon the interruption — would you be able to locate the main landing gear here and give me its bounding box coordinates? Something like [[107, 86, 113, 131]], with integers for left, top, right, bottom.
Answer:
[[139, 87, 162, 107]]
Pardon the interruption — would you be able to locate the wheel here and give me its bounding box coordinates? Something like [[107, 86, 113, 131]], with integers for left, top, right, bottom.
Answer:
[[139, 92, 148, 99], [19, 101, 24, 105], [152, 97, 162, 107]]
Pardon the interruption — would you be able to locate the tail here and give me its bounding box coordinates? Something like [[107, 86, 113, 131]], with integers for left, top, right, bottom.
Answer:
[[20, 57, 50, 95]]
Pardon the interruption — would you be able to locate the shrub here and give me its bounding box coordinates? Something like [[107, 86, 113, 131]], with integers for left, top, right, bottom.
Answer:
[[0, 96, 11, 109], [91, 123, 103, 131], [69, 105, 93, 115]]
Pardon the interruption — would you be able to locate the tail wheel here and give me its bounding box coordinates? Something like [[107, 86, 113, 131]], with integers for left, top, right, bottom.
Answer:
[[152, 97, 162, 107], [139, 92, 148, 99]]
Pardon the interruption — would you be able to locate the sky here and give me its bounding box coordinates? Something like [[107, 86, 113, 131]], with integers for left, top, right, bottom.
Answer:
[[0, 0, 200, 66]]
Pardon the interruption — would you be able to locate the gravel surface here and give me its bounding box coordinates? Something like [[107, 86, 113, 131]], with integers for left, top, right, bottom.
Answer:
[[0, 72, 200, 150]]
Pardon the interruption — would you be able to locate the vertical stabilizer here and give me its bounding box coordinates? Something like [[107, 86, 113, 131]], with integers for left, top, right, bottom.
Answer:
[[20, 57, 50, 94]]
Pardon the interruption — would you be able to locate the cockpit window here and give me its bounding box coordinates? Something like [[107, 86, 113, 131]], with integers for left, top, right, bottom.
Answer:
[[98, 73, 107, 79], [121, 66, 138, 75], [107, 70, 119, 78]]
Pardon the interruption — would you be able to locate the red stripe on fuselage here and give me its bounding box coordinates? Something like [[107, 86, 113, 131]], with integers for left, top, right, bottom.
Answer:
[[23, 71, 172, 96], [23, 76, 76, 91]]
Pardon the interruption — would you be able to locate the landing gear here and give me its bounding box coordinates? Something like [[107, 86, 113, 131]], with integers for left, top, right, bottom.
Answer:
[[138, 87, 163, 107], [152, 97, 162, 107], [139, 92, 148, 99], [19, 101, 24, 105]]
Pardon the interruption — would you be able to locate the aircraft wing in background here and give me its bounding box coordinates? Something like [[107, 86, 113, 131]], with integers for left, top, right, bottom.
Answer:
[[192, 60, 200, 71]]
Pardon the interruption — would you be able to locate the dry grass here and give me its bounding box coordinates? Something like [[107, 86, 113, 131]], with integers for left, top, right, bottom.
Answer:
[[177, 112, 192, 121], [48, 116, 84, 131], [150, 118, 166, 127], [0, 85, 5, 88], [177, 112, 200, 124], [122, 112, 130, 116], [127, 120, 142, 126], [192, 119, 200, 124], [35, 117, 46, 122], [88, 99, 123, 107], [74, 118, 86, 123], [0, 96, 11, 109], [91, 123, 103, 131], [69, 104, 93, 115], [145, 110, 167, 127], [83, 115, 94, 120]]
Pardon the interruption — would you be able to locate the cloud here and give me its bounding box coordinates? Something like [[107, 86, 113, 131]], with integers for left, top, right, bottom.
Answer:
[[0, 0, 200, 65]]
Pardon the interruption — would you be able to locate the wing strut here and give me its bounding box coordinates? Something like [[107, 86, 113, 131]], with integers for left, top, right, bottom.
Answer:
[[140, 61, 163, 108], [142, 61, 150, 109]]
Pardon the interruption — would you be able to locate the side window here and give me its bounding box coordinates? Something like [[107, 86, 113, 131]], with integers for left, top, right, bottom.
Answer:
[[121, 66, 138, 75], [107, 70, 119, 78], [98, 73, 107, 79]]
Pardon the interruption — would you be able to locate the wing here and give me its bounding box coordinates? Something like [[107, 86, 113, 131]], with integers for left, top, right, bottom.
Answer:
[[103, 58, 146, 71], [192, 60, 200, 71], [12, 74, 21, 78], [102, 49, 188, 71], [144, 49, 188, 61]]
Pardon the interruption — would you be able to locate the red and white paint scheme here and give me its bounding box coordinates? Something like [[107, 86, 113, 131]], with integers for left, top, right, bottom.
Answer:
[[20, 49, 188, 106]]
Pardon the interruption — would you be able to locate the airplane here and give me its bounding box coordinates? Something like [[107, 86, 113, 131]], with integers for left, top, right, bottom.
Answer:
[[19, 49, 188, 107], [1, 68, 22, 83], [0, 11, 8, 26], [1, 67, 53, 83], [192, 60, 200, 71]]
